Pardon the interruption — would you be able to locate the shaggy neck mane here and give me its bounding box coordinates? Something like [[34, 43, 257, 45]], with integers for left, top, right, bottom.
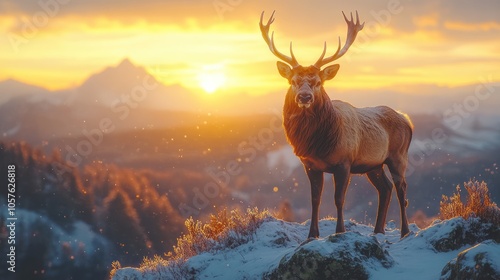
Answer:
[[283, 87, 342, 158]]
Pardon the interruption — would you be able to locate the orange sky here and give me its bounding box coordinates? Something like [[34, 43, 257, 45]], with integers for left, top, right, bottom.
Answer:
[[1, 0, 499, 95]]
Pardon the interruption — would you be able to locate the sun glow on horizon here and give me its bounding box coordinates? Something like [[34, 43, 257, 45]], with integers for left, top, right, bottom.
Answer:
[[197, 65, 227, 94]]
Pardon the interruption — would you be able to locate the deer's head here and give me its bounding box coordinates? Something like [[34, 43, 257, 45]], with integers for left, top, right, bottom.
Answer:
[[260, 11, 364, 109]]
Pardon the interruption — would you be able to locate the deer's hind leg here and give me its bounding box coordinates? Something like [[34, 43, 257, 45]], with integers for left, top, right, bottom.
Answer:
[[366, 166, 393, 234], [387, 157, 410, 237]]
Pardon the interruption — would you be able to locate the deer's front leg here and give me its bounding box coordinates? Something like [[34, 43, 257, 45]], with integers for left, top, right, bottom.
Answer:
[[306, 168, 324, 239], [333, 164, 351, 233]]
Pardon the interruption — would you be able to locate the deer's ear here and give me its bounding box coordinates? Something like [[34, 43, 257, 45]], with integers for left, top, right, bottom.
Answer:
[[321, 64, 340, 81], [276, 61, 292, 80]]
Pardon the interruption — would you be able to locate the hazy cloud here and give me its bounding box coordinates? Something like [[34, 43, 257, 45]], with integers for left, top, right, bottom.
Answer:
[[444, 21, 500, 32], [3, 0, 499, 42]]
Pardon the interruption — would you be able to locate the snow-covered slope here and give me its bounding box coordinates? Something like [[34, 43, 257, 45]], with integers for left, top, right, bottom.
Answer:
[[0, 206, 112, 278], [112, 217, 499, 280]]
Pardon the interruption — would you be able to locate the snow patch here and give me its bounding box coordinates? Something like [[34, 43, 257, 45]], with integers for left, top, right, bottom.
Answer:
[[112, 217, 499, 280]]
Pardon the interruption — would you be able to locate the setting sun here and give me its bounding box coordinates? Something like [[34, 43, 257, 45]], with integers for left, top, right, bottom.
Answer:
[[198, 66, 227, 94]]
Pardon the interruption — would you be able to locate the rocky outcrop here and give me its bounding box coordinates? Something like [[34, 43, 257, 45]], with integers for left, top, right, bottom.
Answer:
[[266, 232, 393, 280], [417, 217, 500, 252], [440, 240, 500, 280]]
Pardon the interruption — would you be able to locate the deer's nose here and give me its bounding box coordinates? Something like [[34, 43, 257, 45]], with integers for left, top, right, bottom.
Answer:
[[297, 93, 313, 104]]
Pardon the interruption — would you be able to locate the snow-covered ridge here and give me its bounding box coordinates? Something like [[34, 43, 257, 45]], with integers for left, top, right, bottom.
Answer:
[[112, 217, 499, 280]]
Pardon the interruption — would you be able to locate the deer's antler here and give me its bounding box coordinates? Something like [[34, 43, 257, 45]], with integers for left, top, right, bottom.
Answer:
[[260, 11, 300, 68], [313, 11, 364, 69]]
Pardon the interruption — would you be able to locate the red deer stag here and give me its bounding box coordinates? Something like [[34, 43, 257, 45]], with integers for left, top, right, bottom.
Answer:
[[260, 11, 413, 238]]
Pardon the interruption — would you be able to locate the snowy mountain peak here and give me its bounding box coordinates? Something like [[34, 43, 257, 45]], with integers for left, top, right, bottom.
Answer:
[[74, 58, 160, 106], [116, 58, 135, 69], [82, 58, 151, 86]]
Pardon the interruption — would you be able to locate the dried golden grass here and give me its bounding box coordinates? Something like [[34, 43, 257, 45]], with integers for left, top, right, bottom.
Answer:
[[169, 207, 270, 261], [440, 180, 500, 225], [130, 207, 271, 278]]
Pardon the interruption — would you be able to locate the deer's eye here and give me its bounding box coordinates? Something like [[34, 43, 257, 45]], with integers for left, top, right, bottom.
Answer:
[[315, 81, 321, 87]]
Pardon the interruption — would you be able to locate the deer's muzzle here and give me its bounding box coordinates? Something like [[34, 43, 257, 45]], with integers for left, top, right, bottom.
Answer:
[[296, 88, 314, 108]]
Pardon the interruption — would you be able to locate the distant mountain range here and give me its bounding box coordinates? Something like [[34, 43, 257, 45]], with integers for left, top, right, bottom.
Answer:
[[1, 58, 207, 109], [0, 78, 50, 104], [0, 58, 285, 114], [2, 58, 500, 115], [1, 58, 499, 157], [0, 59, 284, 142]]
